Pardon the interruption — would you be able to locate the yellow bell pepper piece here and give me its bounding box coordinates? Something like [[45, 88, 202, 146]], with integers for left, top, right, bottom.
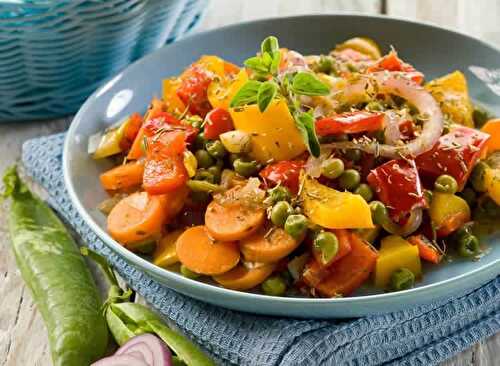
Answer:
[[196, 55, 225, 78], [301, 175, 374, 229], [162, 78, 186, 114], [425, 71, 474, 127], [208, 69, 248, 109], [375, 235, 422, 289], [93, 116, 133, 159], [429, 192, 471, 237], [229, 100, 306, 163], [481, 118, 500, 154], [153, 230, 183, 268]]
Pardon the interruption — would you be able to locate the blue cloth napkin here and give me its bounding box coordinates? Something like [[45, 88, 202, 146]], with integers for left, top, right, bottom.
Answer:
[[22, 133, 500, 366]]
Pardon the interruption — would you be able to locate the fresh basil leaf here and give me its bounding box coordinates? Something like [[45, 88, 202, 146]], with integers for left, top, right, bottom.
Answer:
[[294, 111, 320, 157], [262, 52, 273, 68], [244, 56, 269, 74], [270, 50, 281, 75], [257, 81, 278, 112], [291, 72, 330, 96], [261, 36, 279, 55], [229, 80, 261, 107]]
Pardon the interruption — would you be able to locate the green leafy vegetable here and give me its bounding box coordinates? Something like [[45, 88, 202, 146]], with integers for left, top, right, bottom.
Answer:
[[243, 57, 268, 74], [257, 81, 278, 112], [294, 111, 320, 157], [292, 72, 330, 96], [229, 80, 262, 107], [261, 36, 279, 54]]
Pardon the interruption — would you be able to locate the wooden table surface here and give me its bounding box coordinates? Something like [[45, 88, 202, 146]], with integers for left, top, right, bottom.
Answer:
[[0, 1, 499, 365]]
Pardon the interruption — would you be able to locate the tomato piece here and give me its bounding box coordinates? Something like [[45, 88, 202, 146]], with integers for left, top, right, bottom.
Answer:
[[367, 51, 424, 84], [367, 159, 426, 219], [204, 107, 234, 140], [177, 64, 213, 117], [259, 160, 304, 194], [315, 111, 385, 136], [415, 127, 490, 191]]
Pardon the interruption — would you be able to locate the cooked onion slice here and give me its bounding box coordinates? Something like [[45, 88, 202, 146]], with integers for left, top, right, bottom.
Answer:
[[325, 72, 443, 158]]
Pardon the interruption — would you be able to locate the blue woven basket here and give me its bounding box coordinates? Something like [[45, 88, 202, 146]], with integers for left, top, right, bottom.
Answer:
[[0, 0, 209, 122]]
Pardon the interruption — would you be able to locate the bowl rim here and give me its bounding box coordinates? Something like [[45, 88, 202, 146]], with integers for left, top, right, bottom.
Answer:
[[63, 13, 500, 308]]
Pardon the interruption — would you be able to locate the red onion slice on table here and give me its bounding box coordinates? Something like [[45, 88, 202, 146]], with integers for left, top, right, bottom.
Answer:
[[115, 333, 172, 366], [91, 354, 149, 366], [325, 72, 443, 158]]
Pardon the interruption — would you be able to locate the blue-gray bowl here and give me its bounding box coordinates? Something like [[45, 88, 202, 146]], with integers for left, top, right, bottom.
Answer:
[[64, 14, 500, 318]]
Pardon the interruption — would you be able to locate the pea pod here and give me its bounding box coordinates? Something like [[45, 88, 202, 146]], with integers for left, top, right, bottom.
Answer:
[[2, 167, 107, 366]]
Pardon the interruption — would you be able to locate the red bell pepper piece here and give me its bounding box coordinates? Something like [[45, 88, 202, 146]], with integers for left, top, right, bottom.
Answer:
[[415, 127, 490, 191], [143, 114, 198, 145], [177, 64, 213, 117], [367, 51, 424, 84], [367, 159, 426, 219], [203, 107, 234, 140], [259, 160, 304, 194], [315, 111, 385, 136], [398, 120, 416, 141]]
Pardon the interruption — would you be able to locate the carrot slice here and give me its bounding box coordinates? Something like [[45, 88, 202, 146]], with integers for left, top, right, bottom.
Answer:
[[205, 200, 265, 242], [408, 234, 442, 264], [240, 227, 299, 263], [213, 263, 275, 290], [163, 185, 189, 220], [315, 232, 378, 297], [176, 226, 240, 275], [100, 161, 144, 191], [107, 192, 167, 246]]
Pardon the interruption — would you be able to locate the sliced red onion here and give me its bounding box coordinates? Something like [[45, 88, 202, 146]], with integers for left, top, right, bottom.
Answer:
[[325, 72, 443, 158], [115, 334, 172, 366], [383, 111, 402, 146], [381, 208, 423, 237], [279, 50, 309, 76], [91, 354, 149, 366], [304, 148, 332, 178]]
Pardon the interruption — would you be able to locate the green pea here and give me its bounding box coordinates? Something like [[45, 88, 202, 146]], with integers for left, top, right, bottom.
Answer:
[[194, 169, 216, 183], [338, 169, 361, 191], [208, 165, 222, 183], [460, 187, 476, 207], [434, 174, 458, 194], [284, 214, 308, 239], [270, 201, 294, 227], [344, 149, 362, 163], [187, 179, 221, 193], [321, 158, 344, 179], [315, 55, 333, 74], [195, 149, 214, 168], [354, 183, 373, 202], [194, 132, 206, 150], [233, 158, 259, 177], [390, 268, 415, 291], [472, 105, 491, 128], [458, 234, 480, 258], [313, 231, 339, 265], [180, 265, 200, 279], [205, 140, 227, 159], [471, 162, 488, 193], [267, 186, 292, 204], [366, 101, 384, 111], [261, 275, 287, 296], [369, 200, 389, 226]]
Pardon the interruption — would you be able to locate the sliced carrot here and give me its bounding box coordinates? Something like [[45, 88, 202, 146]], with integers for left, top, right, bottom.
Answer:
[[312, 229, 352, 267], [176, 226, 240, 275], [315, 232, 378, 297], [100, 161, 144, 191], [213, 263, 275, 290], [163, 185, 189, 220], [240, 227, 299, 263], [205, 199, 265, 242], [107, 192, 167, 246], [408, 234, 443, 264], [481, 118, 500, 154]]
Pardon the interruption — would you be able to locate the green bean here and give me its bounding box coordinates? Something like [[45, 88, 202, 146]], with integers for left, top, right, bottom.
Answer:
[[321, 158, 344, 179], [2, 167, 107, 366], [471, 162, 489, 192], [261, 276, 287, 296], [267, 185, 292, 203], [354, 183, 373, 202], [195, 149, 215, 168], [270, 201, 294, 227], [233, 158, 259, 177], [284, 214, 308, 239], [313, 231, 339, 264], [181, 264, 201, 279], [458, 234, 480, 258], [338, 169, 361, 191], [434, 174, 458, 194], [205, 140, 227, 159], [390, 268, 415, 291], [194, 169, 216, 183], [207, 165, 222, 183], [187, 179, 221, 193]]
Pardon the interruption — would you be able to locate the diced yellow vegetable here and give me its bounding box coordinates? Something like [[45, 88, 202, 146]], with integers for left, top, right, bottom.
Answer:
[[219, 130, 251, 153], [196, 55, 225, 78], [375, 235, 421, 288], [93, 117, 131, 159], [485, 167, 500, 205], [335, 37, 381, 60], [429, 192, 471, 236], [162, 78, 185, 114], [208, 69, 248, 109], [183, 150, 198, 178], [229, 100, 306, 163], [425, 71, 474, 127], [301, 175, 374, 229], [153, 229, 183, 268]]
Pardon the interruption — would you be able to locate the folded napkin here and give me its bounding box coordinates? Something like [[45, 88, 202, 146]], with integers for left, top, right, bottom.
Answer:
[[22, 133, 500, 366]]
